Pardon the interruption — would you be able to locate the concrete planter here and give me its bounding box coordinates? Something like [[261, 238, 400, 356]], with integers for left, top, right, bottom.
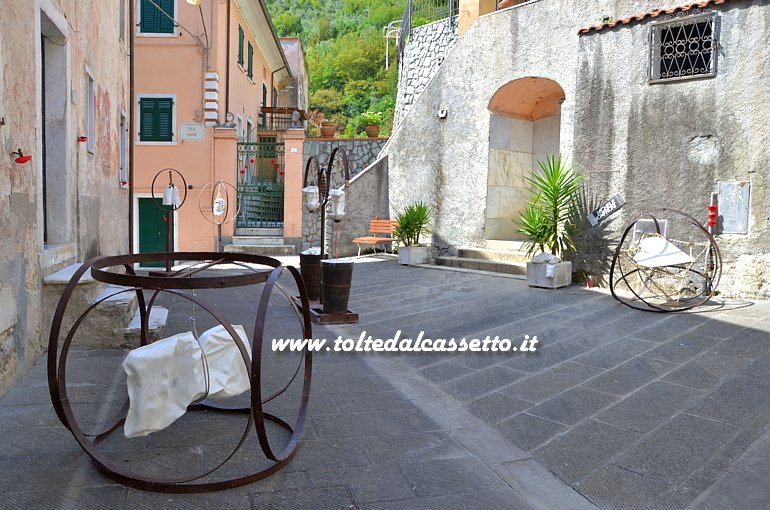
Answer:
[[527, 261, 572, 289], [398, 246, 430, 266]]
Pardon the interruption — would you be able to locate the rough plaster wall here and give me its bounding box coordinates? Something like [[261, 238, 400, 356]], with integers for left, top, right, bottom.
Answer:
[[573, 1, 770, 298], [384, 0, 723, 256], [301, 139, 389, 253], [395, 18, 459, 127], [0, 0, 129, 396]]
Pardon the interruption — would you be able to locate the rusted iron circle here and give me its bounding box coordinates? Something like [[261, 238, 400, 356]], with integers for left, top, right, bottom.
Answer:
[[609, 208, 722, 312], [47, 254, 313, 492]]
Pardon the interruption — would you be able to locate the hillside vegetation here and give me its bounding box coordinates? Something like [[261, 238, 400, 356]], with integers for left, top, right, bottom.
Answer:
[[265, 0, 406, 137]]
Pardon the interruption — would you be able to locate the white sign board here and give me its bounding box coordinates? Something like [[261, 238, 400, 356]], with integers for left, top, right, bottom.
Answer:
[[179, 123, 205, 141]]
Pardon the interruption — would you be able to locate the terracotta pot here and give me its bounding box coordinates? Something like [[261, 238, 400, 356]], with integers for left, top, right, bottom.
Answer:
[[364, 125, 380, 138], [320, 123, 336, 139]]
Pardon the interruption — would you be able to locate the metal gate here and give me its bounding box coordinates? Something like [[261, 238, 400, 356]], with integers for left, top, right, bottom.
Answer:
[[236, 139, 285, 228]]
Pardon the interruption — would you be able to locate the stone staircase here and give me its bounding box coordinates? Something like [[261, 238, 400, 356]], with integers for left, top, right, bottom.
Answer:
[[43, 264, 168, 350], [435, 240, 530, 276], [224, 227, 295, 256]]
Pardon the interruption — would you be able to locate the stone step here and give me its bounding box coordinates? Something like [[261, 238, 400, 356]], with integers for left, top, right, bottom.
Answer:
[[118, 306, 169, 346], [224, 244, 296, 256], [458, 248, 530, 263], [484, 239, 529, 252], [435, 256, 527, 276], [232, 236, 288, 246], [235, 227, 283, 237], [43, 263, 106, 348]]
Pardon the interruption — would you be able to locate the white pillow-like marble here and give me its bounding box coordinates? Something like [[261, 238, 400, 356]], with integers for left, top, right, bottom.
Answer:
[[123, 325, 251, 438], [633, 237, 695, 268]]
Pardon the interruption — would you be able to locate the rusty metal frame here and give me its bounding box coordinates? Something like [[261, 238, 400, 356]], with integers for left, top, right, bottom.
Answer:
[[609, 208, 722, 312], [47, 252, 313, 493]]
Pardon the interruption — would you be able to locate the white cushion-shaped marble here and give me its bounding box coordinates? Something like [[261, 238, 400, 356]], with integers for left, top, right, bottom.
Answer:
[[197, 324, 251, 399], [633, 237, 694, 268], [122, 325, 251, 438]]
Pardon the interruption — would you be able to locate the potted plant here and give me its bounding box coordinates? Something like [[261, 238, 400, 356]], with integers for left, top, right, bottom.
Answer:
[[395, 201, 431, 265], [360, 111, 383, 138], [516, 154, 584, 289]]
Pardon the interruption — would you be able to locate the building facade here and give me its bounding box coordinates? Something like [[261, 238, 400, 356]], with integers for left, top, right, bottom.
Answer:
[[132, 0, 304, 257], [0, 0, 130, 394], [383, 0, 769, 297]]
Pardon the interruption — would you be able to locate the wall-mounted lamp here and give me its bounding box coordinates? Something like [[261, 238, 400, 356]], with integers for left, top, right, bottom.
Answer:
[[78, 136, 88, 143], [11, 149, 32, 164], [186, 0, 202, 5]]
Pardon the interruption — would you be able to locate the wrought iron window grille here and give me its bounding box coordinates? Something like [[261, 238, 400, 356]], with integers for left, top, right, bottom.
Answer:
[[649, 11, 719, 84]]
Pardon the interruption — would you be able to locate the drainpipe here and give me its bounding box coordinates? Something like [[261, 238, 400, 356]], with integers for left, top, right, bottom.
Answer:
[[270, 66, 286, 106], [128, 0, 135, 253], [224, 0, 231, 121]]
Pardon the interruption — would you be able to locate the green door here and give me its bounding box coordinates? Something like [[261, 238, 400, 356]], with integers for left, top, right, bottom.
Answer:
[[138, 198, 174, 267]]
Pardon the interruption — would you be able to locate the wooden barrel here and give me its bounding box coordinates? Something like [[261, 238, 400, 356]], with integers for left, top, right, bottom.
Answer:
[[321, 260, 354, 313], [299, 253, 323, 301]]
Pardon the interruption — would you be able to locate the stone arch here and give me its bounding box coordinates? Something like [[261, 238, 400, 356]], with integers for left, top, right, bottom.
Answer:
[[485, 77, 565, 240]]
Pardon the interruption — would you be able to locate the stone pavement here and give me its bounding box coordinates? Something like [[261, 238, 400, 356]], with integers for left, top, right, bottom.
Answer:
[[0, 257, 769, 509]]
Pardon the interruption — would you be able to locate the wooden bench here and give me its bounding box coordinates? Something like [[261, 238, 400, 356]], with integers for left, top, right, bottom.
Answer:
[[352, 219, 399, 256]]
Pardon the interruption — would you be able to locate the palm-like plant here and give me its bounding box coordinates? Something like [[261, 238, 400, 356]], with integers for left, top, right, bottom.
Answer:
[[516, 155, 584, 259], [395, 201, 431, 247]]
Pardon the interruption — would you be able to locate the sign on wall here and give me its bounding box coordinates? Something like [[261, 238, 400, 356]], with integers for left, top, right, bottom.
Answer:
[[718, 181, 750, 235], [587, 194, 626, 227], [179, 123, 205, 141]]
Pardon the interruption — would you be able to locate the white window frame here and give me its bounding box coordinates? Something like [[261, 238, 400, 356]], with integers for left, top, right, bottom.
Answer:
[[136, 0, 179, 38], [136, 93, 177, 145]]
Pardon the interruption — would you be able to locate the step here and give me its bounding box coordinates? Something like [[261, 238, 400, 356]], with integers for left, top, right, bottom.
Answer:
[[118, 306, 169, 346], [458, 248, 530, 264], [224, 244, 296, 256], [435, 256, 527, 276], [88, 285, 139, 337], [43, 263, 106, 348], [484, 239, 528, 251], [232, 236, 288, 246], [235, 227, 283, 237]]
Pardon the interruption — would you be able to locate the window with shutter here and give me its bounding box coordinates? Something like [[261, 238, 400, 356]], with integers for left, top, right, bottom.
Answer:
[[247, 42, 254, 80], [238, 25, 244, 66], [139, 97, 174, 142], [140, 0, 175, 34]]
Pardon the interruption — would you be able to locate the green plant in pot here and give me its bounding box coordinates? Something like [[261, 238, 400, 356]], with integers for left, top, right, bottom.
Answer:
[[395, 201, 431, 265], [360, 111, 383, 138], [516, 154, 584, 288]]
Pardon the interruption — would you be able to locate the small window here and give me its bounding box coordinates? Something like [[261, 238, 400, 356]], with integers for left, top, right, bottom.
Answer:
[[247, 42, 254, 80], [650, 12, 718, 83], [140, 0, 175, 34], [272, 86, 277, 107], [261, 84, 267, 127], [87, 74, 95, 153], [120, 0, 126, 42], [237, 25, 244, 66], [139, 97, 174, 142]]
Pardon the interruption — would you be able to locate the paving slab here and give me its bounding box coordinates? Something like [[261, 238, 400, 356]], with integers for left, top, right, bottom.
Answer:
[[3, 259, 770, 509]]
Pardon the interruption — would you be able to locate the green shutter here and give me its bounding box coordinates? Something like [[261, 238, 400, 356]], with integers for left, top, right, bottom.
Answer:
[[140, 0, 174, 34], [272, 87, 277, 107], [247, 42, 254, 79], [238, 26, 244, 66], [261, 85, 267, 127], [139, 98, 173, 142], [156, 98, 174, 141]]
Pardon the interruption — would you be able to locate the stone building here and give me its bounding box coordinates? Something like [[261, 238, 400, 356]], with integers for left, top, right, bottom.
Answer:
[[0, 0, 130, 395], [382, 0, 770, 297]]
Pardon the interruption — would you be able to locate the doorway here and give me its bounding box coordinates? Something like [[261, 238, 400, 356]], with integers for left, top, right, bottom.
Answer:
[[138, 198, 174, 267]]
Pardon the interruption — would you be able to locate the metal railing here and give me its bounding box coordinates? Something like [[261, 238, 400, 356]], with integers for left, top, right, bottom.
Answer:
[[257, 107, 306, 132], [397, 0, 458, 61]]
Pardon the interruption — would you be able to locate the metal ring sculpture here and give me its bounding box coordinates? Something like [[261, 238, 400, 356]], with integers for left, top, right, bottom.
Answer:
[[610, 208, 722, 312], [150, 168, 188, 212], [47, 253, 312, 493]]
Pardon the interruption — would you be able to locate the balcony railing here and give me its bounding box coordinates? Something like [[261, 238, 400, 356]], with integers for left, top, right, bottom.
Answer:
[[258, 107, 307, 132]]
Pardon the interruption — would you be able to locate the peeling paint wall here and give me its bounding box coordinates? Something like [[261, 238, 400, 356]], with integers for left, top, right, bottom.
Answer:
[[0, 0, 129, 396], [573, 0, 770, 298]]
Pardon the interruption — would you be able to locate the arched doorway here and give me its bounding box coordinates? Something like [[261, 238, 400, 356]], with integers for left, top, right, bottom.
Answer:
[[486, 78, 564, 240]]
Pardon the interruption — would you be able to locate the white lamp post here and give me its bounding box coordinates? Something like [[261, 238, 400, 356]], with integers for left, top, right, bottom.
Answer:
[[302, 185, 320, 213], [328, 188, 345, 222]]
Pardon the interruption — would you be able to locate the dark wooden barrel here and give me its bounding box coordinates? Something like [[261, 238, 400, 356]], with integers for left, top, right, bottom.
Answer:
[[299, 253, 323, 301], [321, 260, 354, 313]]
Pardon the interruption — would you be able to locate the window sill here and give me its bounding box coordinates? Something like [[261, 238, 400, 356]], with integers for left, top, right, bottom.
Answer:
[[136, 140, 177, 146]]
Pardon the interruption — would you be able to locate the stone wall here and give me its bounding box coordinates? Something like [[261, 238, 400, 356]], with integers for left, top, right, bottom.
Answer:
[[573, 1, 770, 298], [395, 17, 459, 127], [0, 0, 129, 396], [383, 0, 715, 256], [302, 139, 389, 254]]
